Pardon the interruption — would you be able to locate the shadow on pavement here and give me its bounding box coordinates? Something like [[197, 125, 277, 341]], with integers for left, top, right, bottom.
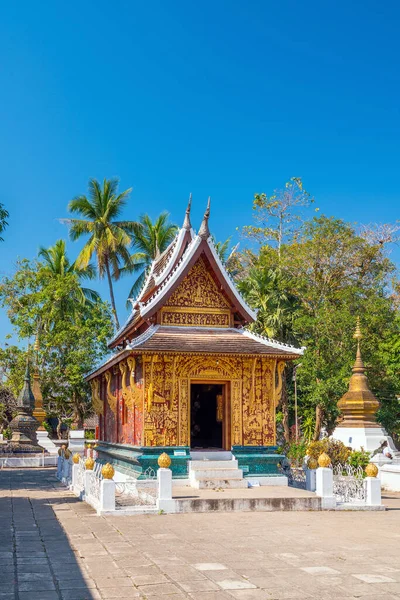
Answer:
[[0, 468, 97, 600]]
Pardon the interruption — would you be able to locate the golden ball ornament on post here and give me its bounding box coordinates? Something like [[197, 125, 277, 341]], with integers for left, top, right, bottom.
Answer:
[[157, 452, 171, 469], [85, 457, 95, 470], [72, 453, 80, 464], [318, 452, 331, 468], [365, 463, 378, 478], [101, 463, 115, 480], [307, 458, 318, 470]]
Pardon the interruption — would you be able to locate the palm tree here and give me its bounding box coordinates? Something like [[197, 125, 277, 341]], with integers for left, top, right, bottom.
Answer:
[[62, 178, 135, 329], [213, 236, 231, 262], [38, 239, 100, 306], [0, 203, 9, 242], [125, 212, 178, 301], [238, 266, 298, 343]]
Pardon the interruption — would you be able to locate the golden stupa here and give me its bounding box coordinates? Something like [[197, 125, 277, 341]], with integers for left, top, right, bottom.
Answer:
[[337, 318, 380, 428], [32, 333, 46, 429]]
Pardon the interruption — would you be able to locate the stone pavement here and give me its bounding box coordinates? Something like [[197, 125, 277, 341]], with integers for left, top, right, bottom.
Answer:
[[1, 468, 400, 600]]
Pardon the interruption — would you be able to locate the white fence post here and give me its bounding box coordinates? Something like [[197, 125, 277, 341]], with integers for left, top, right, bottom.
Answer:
[[100, 479, 115, 512], [316, 467, 336, 509], [365, 477, 381, 506], [306, 468, 316, 492], [156, 467, 176, 513]]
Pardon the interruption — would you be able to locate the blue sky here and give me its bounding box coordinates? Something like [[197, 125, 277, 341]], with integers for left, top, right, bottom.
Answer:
[[0, 1, 399, 341]]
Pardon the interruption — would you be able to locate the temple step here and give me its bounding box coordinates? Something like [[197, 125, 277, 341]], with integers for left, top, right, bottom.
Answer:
[[192, 477, 248, 489], [190, 468, 243, 479], [190, 459, 239, 470], [189, 459, 247, 489]]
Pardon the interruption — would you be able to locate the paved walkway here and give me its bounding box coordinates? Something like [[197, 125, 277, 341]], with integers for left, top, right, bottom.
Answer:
[[1, 468, 400, 600]]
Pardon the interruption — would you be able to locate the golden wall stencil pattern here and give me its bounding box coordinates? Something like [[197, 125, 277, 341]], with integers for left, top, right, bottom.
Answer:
[[140, 352, 276, 448], [231, 379, 243, 445], [143, 355, 178, 447], [161, 309, 230, 328], [178, 378, 189, 446], [165, 256, 231, 310]]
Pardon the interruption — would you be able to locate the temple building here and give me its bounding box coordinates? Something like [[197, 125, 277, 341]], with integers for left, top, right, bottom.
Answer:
[[87, 199, 304, 480]]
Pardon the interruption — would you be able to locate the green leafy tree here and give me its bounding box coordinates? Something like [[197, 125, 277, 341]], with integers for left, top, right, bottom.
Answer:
[[280, 216, 397, 439], [63, 178, 135, 328], [238, 252, 299, 343], [240, 191, 399, 444], [0, 203, 9, 242], [0, 386, 17, 432], [0, 258, 113, 431], [125, 212, 177, 301]]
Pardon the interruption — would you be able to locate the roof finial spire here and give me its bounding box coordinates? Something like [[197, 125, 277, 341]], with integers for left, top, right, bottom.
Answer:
[[352, 316, 365, 372], [182, 193, 192, 230], [198, 197, 211, 239]]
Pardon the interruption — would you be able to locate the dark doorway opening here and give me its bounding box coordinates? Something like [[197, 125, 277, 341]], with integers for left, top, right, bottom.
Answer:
[[190, 384, 223, 449]]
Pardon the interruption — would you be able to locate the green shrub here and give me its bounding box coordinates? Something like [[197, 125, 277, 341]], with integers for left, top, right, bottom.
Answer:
[[307, 438, 350, 467], [348, 449, 371, 470], [84, 430, 95, 440], [3, 427, 12, 440], [287, 440, 308, 467], [43, 420, 52, 435]]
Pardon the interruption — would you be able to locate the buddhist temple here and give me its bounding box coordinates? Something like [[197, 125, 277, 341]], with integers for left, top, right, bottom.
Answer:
[[87, 199, 304, 481], [333, 318, 394, 452]]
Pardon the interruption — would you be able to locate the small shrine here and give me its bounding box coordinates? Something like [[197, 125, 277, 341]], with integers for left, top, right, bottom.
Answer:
[[9, 360, 41, 453], [333, 318, 396, 453], [87, 199, 304, 479]]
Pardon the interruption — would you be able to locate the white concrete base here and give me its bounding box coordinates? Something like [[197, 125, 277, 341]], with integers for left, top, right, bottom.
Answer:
[[190, 450, 233, 461], [0, 455, 57, 468], [380, 463, 400, 492], [332, 427, 397, 453], [247, 476, 288, 486], [157, 498, 177, 513], [68, 430, 85, 455], [36, 430, 58, 455]]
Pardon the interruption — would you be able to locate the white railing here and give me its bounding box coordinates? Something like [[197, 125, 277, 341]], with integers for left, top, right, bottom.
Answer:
[[315, 462, 382, 509], [333, 464, 366, 504], [58, 456, 178, 515], [86, 468, 102, 510]]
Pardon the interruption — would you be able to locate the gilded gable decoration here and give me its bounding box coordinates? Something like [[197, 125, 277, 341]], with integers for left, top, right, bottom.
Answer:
[[166, 256, 231, 310]]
